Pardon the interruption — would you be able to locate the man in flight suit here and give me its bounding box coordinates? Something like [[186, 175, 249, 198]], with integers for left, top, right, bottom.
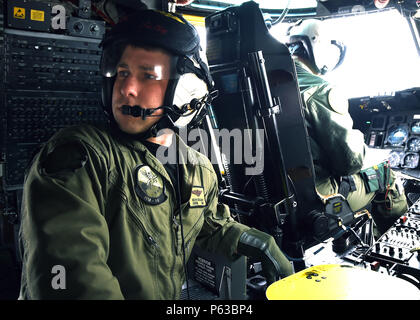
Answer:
[[285, 19, 408, 237], [18, 9, 293, 299]]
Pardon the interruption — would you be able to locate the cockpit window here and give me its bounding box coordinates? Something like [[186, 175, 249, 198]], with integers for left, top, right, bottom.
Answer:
[[189, 0, 318, 12], [271, 9, 420, 98]]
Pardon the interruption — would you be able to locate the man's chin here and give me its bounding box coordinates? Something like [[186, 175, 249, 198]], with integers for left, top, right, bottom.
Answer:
[[121, 127, 149, 135], [113, 113, 163, 135], [117, 122, 150, 135]]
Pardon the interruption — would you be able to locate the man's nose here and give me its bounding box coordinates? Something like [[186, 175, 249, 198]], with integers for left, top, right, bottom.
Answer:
[[120, 76, 141, 98]]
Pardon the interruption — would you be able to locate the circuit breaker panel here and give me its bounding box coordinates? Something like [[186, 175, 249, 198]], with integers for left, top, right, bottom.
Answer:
[[0, 1, 107, 299]]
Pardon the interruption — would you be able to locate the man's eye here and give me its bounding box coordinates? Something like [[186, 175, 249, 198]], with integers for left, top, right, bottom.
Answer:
[[117, 70, 129, 77], [144, 73, 159, 80]]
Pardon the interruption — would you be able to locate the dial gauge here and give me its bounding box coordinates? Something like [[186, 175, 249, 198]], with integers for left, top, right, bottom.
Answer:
[[388, 151, 403, 168], [411, 121, 420, 134], [402, 153, 419, 169], [407, 137, 420, 152], [387, 125, 408, 146]]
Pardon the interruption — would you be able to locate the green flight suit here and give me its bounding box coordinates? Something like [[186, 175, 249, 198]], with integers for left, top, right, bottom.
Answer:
[[295, 61, 407, 235], [18, 124, 252, 299]]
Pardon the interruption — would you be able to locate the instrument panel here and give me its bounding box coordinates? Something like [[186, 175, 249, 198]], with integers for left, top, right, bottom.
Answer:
[[387, 121, 420, 169], [367, 113, 420, 171]]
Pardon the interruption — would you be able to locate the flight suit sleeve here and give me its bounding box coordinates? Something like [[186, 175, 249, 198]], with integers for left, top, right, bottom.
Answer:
[[303, 85, 366, 177], [194, 166, 251, 261], [19, 137, 124, 299]]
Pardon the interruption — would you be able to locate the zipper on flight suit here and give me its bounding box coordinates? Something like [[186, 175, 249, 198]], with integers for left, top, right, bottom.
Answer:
[[172, 210, 182, 255], [143, 146, 187, 299], [170, 207, 182, 299], [147, 235, 158, 247], [123, 193, 159, 249], [128, 208, 158, 248]]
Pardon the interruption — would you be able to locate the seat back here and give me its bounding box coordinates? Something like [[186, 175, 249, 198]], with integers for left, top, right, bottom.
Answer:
[[205, 1, 325, 258]]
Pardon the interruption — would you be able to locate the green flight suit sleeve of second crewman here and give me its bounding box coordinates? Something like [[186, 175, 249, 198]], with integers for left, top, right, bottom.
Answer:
[[296, 62, 366, 178], [305, 86, 366, 176], [19, 137, 125, 300]]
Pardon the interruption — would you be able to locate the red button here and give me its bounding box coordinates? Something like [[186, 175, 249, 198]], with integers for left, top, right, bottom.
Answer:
[[370, 261, 380, 271]]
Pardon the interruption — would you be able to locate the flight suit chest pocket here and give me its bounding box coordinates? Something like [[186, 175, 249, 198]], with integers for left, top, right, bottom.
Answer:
[[107, 166, 160, 253], [122, 190, 160, 253], [126, 164, 170, 245]]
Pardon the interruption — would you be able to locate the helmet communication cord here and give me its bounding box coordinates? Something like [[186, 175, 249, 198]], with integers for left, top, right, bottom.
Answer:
[[175, 136, 190, 300]]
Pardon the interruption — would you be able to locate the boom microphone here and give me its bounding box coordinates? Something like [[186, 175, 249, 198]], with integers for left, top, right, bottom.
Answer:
[[121, 105, 160, 119], [121, 94, 214, 121]]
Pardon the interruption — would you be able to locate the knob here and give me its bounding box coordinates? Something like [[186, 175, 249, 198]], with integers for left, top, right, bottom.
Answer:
[[389, 247, 395, 256], [90, 24, 100, 33], [74, 22, 84, 33]]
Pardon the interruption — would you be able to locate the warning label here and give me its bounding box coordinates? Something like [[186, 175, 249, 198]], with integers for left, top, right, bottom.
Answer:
[[193, 256, 217, 293], [31, 9, 45, 22], [13, 7, 25, 19]]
